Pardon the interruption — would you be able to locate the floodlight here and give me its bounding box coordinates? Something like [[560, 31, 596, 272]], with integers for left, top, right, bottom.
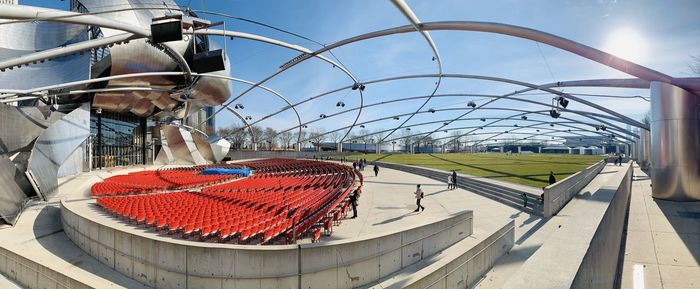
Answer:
[[549, 109, 560, 118], [467, 101, 476, 108], [558, 97, 569, 108], [521, 116, 527, 120]]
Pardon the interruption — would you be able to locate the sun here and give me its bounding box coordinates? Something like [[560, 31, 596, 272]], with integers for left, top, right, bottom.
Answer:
[[602, 27, 649, 63]]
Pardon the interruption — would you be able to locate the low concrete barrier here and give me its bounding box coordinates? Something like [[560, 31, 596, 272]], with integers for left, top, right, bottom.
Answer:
[[376, 220, 515, 289], [0, 246, 91, 289], [61, 200, 472, 289], [226, 150, 351, 161], [503, 162, 633, 289], [543, 160, 606, 217]]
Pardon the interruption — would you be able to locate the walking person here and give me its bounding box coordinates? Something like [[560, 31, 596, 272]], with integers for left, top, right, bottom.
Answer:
[[521, 192, 528, 209], [349, 189, 359, 218], [352, 161, 357, 170], [447, 173, 453, 190], [373, 164, 379, 177], [548, 171, 556, 185], [617, 154, 623, 166], [451, 170, 458, 190], [414, 184, 425, 212]]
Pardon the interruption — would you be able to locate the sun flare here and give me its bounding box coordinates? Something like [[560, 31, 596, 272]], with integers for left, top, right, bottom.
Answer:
[[602, 27, 649, 62]]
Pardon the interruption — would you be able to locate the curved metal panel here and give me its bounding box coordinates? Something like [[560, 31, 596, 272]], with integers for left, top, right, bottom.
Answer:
[[159, 125, 194, 164], [25, 103, 90, 200], [0, 21, 89, 90], [208, 137, 231, 163], [650, 82, 700, 201], [179, 127, 208, 165]]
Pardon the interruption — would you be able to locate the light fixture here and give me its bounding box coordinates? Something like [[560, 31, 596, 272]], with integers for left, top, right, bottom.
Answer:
[[406, 128, 411, 131], [443, 130, 448, 133], [319, 114, 326, 118], [521, 116, 527, 120], [550, 123, 555, 127], [558, 96, 569, 108], [428, 108, 436, 113], [234, 104, 244, 109], [467, 101, 476, 108], [393, 117, 400, 120], [443, 122, 449, 125], [245, 116, 252, 120], [514, 124, 518, 127], [549, 109, 560, 118], [359, 125, 365, 128], [480, 118, 486, 122], [336, 101, 345, 107]]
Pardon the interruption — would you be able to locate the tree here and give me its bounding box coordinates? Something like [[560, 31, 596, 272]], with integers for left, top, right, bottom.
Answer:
[[292, 130, 307, 150], [450, 130, 463, 152], [308, 129, 327, 151], [278, 130, 294, 150], [399, 129, 412, 151], [217, 125, 246, 149], [248, 125, 264, 149], [263, 127, 278, 150]]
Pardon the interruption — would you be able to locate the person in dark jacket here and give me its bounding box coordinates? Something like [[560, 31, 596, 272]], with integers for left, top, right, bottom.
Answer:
[[352, 161, 357, 170], [521, 192, 528, 208], [373, 164, 379, 177], [548, 171, 556, 185], [349, 189, 359, 218]]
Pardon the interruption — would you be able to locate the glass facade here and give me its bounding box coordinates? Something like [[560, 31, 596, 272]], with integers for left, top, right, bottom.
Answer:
[[90, 110, 145, 168]]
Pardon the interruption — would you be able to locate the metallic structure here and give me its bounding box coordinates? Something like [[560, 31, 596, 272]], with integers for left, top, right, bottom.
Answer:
[[0, 0, 698, 227], [650, 82, 699, 201]]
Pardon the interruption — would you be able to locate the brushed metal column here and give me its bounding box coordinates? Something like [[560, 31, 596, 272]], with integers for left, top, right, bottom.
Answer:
[[640, 130, 651, 169], [650, 81, 700, 201]]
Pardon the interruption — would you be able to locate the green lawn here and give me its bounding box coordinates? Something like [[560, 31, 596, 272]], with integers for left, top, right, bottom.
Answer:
[[336, 153, 604, 188]]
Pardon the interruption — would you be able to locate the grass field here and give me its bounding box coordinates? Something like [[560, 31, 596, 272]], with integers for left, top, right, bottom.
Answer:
[[336, 153, 605, 188]]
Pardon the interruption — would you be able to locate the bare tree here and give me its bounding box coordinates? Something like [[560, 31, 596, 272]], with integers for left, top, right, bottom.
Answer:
[[399, 129, 412, 151], [328, 131, 342, 145], [278, 130, 294, 150], [217, 125, 246, 149], [262, 127, 278, 150], [292, 130, 307, 150], [248, 125, 264, 149], [308, 129, 327, 151]]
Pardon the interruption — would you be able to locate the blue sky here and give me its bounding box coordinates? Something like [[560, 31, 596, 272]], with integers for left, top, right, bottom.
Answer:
[[20, 0, 700, 143]]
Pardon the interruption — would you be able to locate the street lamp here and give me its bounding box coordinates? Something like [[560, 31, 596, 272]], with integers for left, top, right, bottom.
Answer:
[[392, 141, 396, 153]]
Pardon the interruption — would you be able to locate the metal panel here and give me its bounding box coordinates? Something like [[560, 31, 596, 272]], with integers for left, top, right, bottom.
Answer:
[[25, 103, 91, 200], [193, 133, 215, 163], [650, 82, 700, 201], [0, 21, 89, 90], [160, 125, 194, 164], [154, 127, 174, 164], [207, 136, 231, 163], [0, 154, 35, 225], [178, 127, 207, 165]]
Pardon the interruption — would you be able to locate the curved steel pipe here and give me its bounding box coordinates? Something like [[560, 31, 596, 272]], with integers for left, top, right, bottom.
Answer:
[[384, 0, 444, 142]]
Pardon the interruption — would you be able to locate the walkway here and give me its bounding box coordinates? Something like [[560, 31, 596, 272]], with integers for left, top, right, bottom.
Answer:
[[332, 163, 541, 243], [619, 165, 700, 289], [474, 163, 624, 289]]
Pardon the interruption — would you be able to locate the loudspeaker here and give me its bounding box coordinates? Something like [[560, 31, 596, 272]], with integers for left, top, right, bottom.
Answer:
[[151, 20, 183, 43], [193, 49, 226, 73], [549, 109, 561, 118]]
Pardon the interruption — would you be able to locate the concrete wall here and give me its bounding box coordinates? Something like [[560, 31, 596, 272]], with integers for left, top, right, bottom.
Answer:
[[61, 200, 472, 289], [502, 162, 633, 289], [543, 160, 606, 217], [0, 246, 92, 289], [382, 220, 515, 289], [571, 164, 632, 289]]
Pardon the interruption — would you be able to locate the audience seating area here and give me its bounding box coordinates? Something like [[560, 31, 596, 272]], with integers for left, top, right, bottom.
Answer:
[[91, 167, 242, 196], [94, 159, 362, 244]]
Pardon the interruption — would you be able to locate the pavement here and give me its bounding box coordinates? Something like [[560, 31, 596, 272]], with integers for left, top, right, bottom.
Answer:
[[331, 163, 541, 243], [619, 165, 700, 289]]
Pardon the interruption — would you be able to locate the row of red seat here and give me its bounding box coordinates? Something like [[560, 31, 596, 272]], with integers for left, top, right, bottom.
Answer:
[[94, 158, 363, 244], [91, 167, 241, 196]]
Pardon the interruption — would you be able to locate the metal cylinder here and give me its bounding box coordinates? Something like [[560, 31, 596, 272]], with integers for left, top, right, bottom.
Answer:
[[650, 81, 700, 201], [640, 130, 651, 169]]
